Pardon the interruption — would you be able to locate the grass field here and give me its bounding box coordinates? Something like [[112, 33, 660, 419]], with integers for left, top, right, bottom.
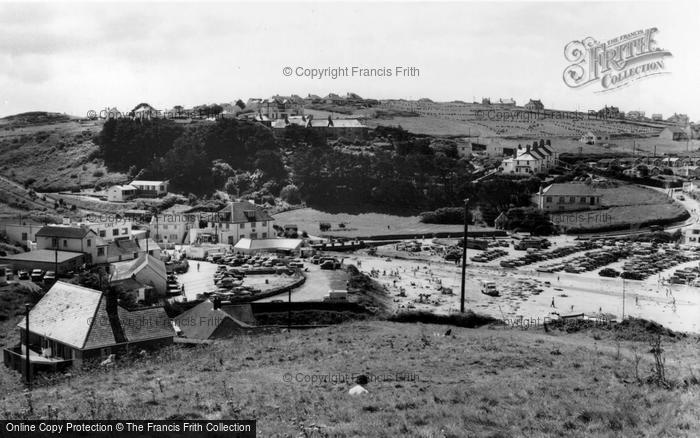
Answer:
[[273, 208, 476, 238], [0, 320, 698, 436]]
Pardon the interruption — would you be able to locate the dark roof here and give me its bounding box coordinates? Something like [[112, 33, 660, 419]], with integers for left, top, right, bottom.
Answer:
[[107, 239, 141, 258], [542, 183, 600, 197], [36, 226, 93, 239], [0, 249, 84, 263], [18, 282, 174, 350], [217, 202, 274, 223], [174, 300, 253, 340]]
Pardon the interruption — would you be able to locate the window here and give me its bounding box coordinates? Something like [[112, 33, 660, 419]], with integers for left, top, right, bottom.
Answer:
[[546, 196, 552, 202], [262, 232, 267, 238], [112, 229, 119, 236], [558, 197, 565, 204], [99, 230, 106, 237], [122, 228, 128, 234], [63, 240, 68, 247], [580, 197, 586, 203], [569, 196, 575, 203], [262, 221, 267, 227], [21, 232, 27, 241], [240, 234, 245, 239], [97, 247, 105, 256], [87, 239, 92, 247], [52, 237, 58, 247], [240, 223, 245, 229]]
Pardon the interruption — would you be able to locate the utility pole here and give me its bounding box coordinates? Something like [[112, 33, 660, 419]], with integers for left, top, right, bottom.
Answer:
[[287, 284, 292, 332], [622, 278, 626, 320], [24, 303, 31, 388], [460, 198, 470, 313]]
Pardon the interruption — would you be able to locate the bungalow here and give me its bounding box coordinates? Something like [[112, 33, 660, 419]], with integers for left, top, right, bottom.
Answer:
[[35, 226, 108, 265], [580, 132, 610, 145], [0, 250, 86, 275], [683, 223, 700, 246], [109, 253, 168, 300], [173, 300, 255, 340], [536, 183, 602, 212], [130, 180, 169, 197], [3, 282, 174, 376], [106, 184, 136, 202], [659, 127, 690, 141]]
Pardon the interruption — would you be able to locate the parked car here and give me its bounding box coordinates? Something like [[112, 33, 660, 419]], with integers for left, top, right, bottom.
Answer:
[[43, 271, 57, 285], [30, 269, 45, 282], [18, 270, 30, 280]]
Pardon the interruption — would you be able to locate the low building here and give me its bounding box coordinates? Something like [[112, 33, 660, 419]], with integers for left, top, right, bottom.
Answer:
[[683, 223, 700, 246], [536, 183, 602, 212], [682, 180, 700, 193], [109, 254, 168, 298], [173, 300, 255, 340], [233, 238, 303, 255], [0, 249, 86, 275], [271, 116, 368, 140], [35, 226, 108, 265], [580, 132, 610, 144], [659, 127, 690, 141], [3, 282, 174, 375], [106, 184, 137, 202], [130, 180, 169, 197]]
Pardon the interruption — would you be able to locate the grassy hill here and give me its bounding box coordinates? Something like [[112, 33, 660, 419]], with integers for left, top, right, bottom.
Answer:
[[0, 117, 127, 193], [0, 318, 697, 437]]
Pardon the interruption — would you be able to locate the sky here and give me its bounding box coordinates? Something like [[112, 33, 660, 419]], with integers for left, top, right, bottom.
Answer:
[[0, 1, 699, 120]]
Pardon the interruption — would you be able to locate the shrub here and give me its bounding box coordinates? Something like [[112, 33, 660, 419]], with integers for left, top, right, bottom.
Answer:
[[280, 184, 301, 204], [420, 207, 472, 224]]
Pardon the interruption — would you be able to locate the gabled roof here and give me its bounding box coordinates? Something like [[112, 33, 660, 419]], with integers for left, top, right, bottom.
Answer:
[[17, 281, 174, 350], [541, 183, 599, 197], [107, 239, 141, 259], [36, 226, 93, 239], [216, 202, 274, 223], [174, 300, 253, 340], [130, 180, 167, 186], [111, 253, 166, 283]]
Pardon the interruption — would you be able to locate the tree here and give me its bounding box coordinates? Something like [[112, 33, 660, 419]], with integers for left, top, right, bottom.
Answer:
[[280, 184, 301, 204]]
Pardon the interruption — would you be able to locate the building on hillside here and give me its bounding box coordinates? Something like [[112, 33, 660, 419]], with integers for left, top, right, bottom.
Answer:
[[597, 106, 621, 119], [304, 94, 322, 104], [233, 238, 303, 255], [652, 114, 663, 121], [106, 184, 137, 202], [189, 201, 274, 245], [271, 116, 368, 140], [524, 99, 544, 111], [682, 180, 700, 193], [580, 132, 610, 144], [500, 143, 558, 174], [0, 250, 87, 275], [109, 254, 168, 300], [667, 113, 690, 125], [258, 96, 304, 119], [149, 205, 198, 245], [496, 98, 516, 106], [106, 239, 141, 263], [659, 127, 690, 141], [173, 300, 255, 340], [494, 212, 508, 230], [130, 180, 169, 197], [2, 282, 174, 375], [673, 166, 700, 178], [536, 183, 602, 212], [131, 103, 158, 119], [35, 226, 108, 265], [626, 111, 645, 120]]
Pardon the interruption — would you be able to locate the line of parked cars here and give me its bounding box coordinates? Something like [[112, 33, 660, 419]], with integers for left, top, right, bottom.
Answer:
[[16, 269, 57, 287], [502, 241, 601, 269], [470, 249, 508, 263], [668, 266, 700, 286], [621, 249, 696, 280]]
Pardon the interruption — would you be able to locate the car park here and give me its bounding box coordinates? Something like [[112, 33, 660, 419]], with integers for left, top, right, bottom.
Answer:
[[30, 269, 45, 282]]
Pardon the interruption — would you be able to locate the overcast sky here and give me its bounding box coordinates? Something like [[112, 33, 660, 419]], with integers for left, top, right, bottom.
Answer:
[[1, 1, 698, 119]]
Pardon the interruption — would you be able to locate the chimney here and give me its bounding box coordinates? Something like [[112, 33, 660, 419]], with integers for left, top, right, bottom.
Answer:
[[213, 297, 222, 310], [526, 144, 530, 153], [105, 289, 127, 343]]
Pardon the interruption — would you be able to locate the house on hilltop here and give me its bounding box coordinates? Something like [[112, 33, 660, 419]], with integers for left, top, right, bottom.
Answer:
[[524, 99, 544, 111]]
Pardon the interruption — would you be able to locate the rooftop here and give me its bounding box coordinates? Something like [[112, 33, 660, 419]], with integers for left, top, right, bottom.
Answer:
[[0, 249, 85, 263], [36, 225, 93, 239], [234, 238, 303, 251]]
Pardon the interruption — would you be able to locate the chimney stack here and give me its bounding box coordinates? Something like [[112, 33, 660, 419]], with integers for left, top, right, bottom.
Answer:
[[526, 144, 531, 153], [213, 297, 222, 310]]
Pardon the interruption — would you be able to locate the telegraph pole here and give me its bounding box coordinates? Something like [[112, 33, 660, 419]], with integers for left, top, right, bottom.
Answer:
[[460, 198, 470, 313], [24, 303, 31, 388], [622, 278, 626, 320]]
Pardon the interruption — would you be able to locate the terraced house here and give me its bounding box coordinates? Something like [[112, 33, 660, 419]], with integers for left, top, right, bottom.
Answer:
[[500, 142, 558, 174]]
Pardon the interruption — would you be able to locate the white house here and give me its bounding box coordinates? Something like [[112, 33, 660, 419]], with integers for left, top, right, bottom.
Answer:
[[500, 143, 558, 175], [190, 201, 275, 245], [106, 184, 136, 202], [130, 180, 169, 197]]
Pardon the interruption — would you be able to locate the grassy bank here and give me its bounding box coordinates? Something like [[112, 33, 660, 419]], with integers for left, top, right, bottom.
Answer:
[[1, 320, 698, 437]]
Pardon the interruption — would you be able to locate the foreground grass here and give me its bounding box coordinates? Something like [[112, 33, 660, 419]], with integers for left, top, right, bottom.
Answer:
[[1, 321, 699, 437]]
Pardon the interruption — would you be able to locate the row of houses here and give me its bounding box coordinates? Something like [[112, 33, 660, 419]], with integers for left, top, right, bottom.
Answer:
[[500, 142, 559, 175]]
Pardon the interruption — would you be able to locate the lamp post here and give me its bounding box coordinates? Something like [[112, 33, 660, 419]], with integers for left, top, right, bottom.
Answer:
[[460, 198, 470, 313]]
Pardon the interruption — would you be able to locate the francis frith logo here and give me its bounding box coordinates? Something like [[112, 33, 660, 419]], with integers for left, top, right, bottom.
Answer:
[[563, 28, 672, 92]]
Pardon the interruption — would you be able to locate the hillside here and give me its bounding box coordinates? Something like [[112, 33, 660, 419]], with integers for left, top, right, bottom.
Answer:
[[0, 319, 698, 437], [0, 117, 127, 193]]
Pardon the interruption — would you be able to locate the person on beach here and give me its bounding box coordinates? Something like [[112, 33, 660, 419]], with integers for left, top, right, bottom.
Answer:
[[197, 263, 200, 272], [551, 297, 555, 308]]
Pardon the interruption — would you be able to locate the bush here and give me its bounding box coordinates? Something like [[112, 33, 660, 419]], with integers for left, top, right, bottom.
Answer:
[[599, 268, 620, 277], [420, 207, 472, 224], [280, 184, 301, 204], [389, 310, 499, 328], [92, 170, 104, 177]]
